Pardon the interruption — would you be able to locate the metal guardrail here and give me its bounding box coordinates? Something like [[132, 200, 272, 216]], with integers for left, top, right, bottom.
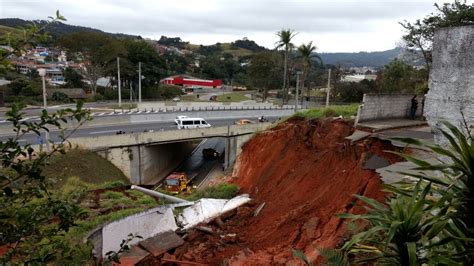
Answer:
[[105, 105, 296, 116]]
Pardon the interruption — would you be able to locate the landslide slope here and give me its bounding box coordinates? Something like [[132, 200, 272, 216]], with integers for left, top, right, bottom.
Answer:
[[177, 118, 399, 264]]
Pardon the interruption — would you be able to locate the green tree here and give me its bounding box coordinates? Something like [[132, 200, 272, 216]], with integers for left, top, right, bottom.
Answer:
[[63, 67, 84, 88], [58, 32, 126, 95], [275, 29, 297, 104], [0, 12, 92, 263], [377, 59, 427, 94], [297, 41, 323, 103], [248, 51, 282, 100], [400, 0, 474, 71]]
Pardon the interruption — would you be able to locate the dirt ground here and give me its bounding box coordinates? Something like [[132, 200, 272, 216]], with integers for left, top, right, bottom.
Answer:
[[172, 118, 400, 265]]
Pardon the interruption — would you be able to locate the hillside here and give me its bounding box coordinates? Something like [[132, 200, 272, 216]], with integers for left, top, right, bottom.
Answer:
[[319, 48, 402, 68], [0, 18, 138, 40]]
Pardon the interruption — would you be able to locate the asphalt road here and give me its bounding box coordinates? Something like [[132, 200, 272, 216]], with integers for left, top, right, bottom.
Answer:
[[0, 116, 278, 145], [172, 138, 225, 187]]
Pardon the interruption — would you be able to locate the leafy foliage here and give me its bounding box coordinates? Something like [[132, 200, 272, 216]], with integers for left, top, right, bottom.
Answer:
[[0, 102, 91, 263], [275, 29, 297, 104], [376, 59, 428, 94], [335, 121, 474, 265], [400, 0, 474, 70], [57, 32, 127, 94], [248, 51, 282, 100]]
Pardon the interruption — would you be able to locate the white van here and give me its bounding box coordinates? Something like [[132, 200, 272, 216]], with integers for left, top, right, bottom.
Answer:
[[176, 117, 211, 129]]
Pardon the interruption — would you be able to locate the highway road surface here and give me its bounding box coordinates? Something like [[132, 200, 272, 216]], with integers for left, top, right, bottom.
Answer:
[[0, 116, 278, 145]]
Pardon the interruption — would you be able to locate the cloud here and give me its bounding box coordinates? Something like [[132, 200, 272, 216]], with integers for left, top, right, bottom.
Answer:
[[0, 0, 451, 52]]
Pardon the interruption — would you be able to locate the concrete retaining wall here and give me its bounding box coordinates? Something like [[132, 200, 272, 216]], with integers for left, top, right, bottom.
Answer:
[[356, 94, 424, 123], [425, 25, 474, 145]]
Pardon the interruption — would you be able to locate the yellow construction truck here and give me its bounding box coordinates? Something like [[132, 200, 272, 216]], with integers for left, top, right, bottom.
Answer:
[[164, 172, 193, 194]]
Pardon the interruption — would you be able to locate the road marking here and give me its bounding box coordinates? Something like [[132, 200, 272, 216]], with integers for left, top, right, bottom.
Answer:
[[90, 130, 120, 135]]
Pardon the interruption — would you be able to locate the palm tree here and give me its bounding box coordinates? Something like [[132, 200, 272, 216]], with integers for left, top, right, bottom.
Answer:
[[275, 29, 297, 105], [297, 41, 323, 104]]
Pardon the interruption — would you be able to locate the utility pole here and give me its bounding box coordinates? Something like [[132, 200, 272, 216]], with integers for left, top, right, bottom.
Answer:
[[38, 68, 50, 151], [117, 57, 122, 107], [130, 82, 133, 102], [138, 62, 142, 103], [295, 71, 302, 113], [325, 68, 331, 107]]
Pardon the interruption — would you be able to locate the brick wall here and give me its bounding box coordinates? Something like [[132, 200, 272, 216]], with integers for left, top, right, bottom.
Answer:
[[356, 94, 424, 123]]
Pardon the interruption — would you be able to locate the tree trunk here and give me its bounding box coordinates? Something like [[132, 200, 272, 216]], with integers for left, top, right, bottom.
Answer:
[[282, 50, 288, 105]]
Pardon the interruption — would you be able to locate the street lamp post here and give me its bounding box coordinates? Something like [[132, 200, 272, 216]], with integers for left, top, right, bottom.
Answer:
[[138, 62, 142, 103], [117, 57, 122, 107], [37, 68, 50, 151], [326, 68, 331, 107], [295, 71, 303, 113]]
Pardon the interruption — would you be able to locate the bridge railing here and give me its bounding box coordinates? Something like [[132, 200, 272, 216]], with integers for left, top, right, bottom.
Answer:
[[108, 105, 300, 116]]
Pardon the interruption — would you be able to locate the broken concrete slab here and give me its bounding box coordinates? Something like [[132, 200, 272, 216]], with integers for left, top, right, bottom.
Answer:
[[139, 231, 184, 257], [363, 153, 391, 170], [116, 245, 150, 266], [178, 194, 251, 229], [345, 130, 371, 143], [357, 119, 428, 132], [89, 206, 178, 259], [376, 156, 439, 185]]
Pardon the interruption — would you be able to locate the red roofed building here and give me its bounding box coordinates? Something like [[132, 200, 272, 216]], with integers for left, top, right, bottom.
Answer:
[[160, 75, 222, 88]]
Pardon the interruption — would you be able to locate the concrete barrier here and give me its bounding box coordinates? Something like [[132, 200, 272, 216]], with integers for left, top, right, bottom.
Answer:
[[356, 94, 424, 123]]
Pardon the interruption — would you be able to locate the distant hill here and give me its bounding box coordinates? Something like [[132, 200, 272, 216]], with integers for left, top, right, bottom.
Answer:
[[319, 48, 404, 68], [0, 18, 138, 41]]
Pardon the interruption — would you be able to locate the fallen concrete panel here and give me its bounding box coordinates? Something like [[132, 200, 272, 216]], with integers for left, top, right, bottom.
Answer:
[[139, 231, 184, 257], [178, 194, 251, 229], [117, 245, 151, 266], [100, 207, 178, 258]]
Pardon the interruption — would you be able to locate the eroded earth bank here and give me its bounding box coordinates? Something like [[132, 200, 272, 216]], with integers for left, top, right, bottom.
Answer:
[[174, 117, 400, 265]]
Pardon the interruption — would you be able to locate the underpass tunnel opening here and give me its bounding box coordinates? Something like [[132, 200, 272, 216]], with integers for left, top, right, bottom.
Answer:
[[141, 137, 226, 186]]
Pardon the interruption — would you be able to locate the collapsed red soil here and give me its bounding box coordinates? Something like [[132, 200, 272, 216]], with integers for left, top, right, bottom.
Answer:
[[174, 118, 400, 265]]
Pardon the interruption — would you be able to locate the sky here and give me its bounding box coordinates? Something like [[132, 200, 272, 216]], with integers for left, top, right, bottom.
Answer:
[[1, 0, 469, 52]]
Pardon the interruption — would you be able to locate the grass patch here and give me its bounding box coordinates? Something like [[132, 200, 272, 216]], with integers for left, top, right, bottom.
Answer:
[[43, 148, 129, 188], [216, 93, 249, 102], [186, 183, 239, 201], [295, 104, 359, 120]]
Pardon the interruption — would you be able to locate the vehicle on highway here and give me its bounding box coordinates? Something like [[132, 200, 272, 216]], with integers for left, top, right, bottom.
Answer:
[[202, 148, 220, 159], [164, 172, 192, 194], [258, 116, 269, 122], [235, 119, 255, 125], [174, 115, 189, 125], [176, 117, 211, 129]]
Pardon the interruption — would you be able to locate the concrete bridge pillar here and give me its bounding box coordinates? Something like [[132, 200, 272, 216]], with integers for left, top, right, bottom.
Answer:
[[224, 133, 255, 170], [97, 142, 194, 185]]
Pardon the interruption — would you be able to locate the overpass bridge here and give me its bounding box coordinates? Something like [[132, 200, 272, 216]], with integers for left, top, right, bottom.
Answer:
[[68, 123, 272, 185]]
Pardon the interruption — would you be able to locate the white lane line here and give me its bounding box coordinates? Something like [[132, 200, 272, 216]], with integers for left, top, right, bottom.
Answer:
[[89, 130, 119, 135], [97, 112, 106, 116]]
